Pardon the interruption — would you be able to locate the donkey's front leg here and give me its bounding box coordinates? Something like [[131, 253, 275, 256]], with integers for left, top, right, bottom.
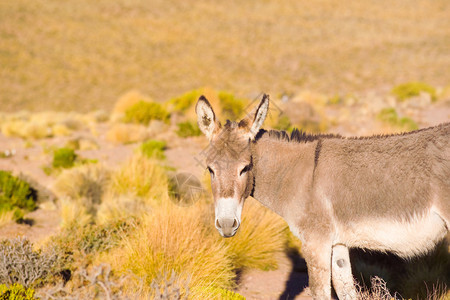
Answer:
[[302, 241, 333, 300], [331, 244, 357, 300]]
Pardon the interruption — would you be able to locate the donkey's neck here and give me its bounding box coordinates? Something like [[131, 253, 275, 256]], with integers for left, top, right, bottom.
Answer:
[[250, 136, 317, 218]]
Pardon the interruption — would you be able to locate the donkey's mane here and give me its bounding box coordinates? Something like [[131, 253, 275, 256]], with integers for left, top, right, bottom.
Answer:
[[256, 122, 449, 144]]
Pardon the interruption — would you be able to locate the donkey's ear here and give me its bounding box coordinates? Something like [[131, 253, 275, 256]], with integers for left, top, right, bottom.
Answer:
[[240, 94, 269, 140], [196, 95, 219, 140]]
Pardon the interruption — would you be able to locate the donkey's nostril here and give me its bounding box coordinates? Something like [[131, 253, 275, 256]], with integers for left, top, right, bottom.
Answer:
[[215, 219, 221, 229], [232, 219, 238, 228]]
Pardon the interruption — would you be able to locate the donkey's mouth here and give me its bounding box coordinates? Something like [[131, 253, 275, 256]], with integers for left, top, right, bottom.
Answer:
[[218, 229, 238, 238], [215, 216, 240, 238]]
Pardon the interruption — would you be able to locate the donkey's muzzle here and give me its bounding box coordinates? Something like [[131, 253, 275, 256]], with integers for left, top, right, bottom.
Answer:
[[215, 217, 240, 237]]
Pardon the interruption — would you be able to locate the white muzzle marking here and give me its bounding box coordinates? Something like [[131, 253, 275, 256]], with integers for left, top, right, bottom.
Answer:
[[215, 197, 242, 237]]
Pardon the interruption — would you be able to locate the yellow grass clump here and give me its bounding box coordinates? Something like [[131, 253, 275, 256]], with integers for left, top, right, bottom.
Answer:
[[59, 197, 93, 228], [97, 153, 170, 223], [102, 203, 236, 298], [107, 152, 169, 201], [223, 197, 286, 271], [53, 164, 110, 226]]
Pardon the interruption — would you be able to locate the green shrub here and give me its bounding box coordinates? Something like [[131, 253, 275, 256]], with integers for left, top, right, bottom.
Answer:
[[377, 108, 418, 131], [168, 90, 201, 113], [392, 82, 437, 102], [377, 108, 398, 125], [0, 283, 37, 300], [140, 140, 166, 159], [218, 91, 247, 120], [176, 121, 201, 138], [0, 171, 36, 221], [124, 101, 170, 125], [52, 148, 77, 169], [398, 117, 419, 131]]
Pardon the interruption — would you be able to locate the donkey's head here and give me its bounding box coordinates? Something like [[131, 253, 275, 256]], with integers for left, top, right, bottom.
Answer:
[[196, 94, 269, 237]]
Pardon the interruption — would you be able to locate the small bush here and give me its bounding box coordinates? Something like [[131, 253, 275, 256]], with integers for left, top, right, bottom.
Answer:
[[377, 108, 398, 125], [124, 101, 170, 125], [176, 121, 202, 138], [52, 148, 77, 169], [112, 90, 152, 118], [140, 140, 166, 159], [0, 238, 60, 288], [168, 89, 201, 113], [49, 218, 135, 274], [392, 82, 437, 102], [0, 283, 37, 300], [218, 91, 247, 120], [377, 108, 418, 132], [0, 171, 36, 222], [53, 164, 110, 221]]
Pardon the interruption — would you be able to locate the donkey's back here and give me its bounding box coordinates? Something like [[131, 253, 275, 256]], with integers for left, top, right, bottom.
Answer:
[[315, 123, 450, 257]]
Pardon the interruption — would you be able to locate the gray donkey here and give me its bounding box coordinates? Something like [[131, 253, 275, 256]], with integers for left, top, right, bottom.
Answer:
[[195, 94, 449, 299]]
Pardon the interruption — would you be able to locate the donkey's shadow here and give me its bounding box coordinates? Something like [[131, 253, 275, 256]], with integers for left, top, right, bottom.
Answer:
[[278, 246, 309, 300], [279, 238, 450, 300]]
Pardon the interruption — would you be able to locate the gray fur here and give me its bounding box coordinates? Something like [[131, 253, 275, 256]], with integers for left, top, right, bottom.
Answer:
[[196, 94, 450, 299]]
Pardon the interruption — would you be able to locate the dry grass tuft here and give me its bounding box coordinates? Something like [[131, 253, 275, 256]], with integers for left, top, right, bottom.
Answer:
[[224, 197, 286, 271], [107, 152, 169, 201], [97, 153, 170, 223], [104, 203, 235, 298], [53, 164, 110, 225]]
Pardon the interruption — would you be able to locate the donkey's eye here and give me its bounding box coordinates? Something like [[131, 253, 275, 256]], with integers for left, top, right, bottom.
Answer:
[[240, 164, 251, 176], [207, 166, 215, 178]]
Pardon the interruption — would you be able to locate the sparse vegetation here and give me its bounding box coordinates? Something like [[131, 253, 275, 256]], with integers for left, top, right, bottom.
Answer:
[[140, 140, 166, 159], [50, 219, 135, 272], [176, 121, 202, 138], [392, 82, 437, 102], [168, 90, 202, 113], [377, 108, 419, 132], [0, 171, 36, 222], [124, 101, 170, 125], [52, 148, 77, 169]]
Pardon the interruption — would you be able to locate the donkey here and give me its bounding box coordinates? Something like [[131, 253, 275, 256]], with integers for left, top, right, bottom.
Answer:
[[195, 94, 449, 299]]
